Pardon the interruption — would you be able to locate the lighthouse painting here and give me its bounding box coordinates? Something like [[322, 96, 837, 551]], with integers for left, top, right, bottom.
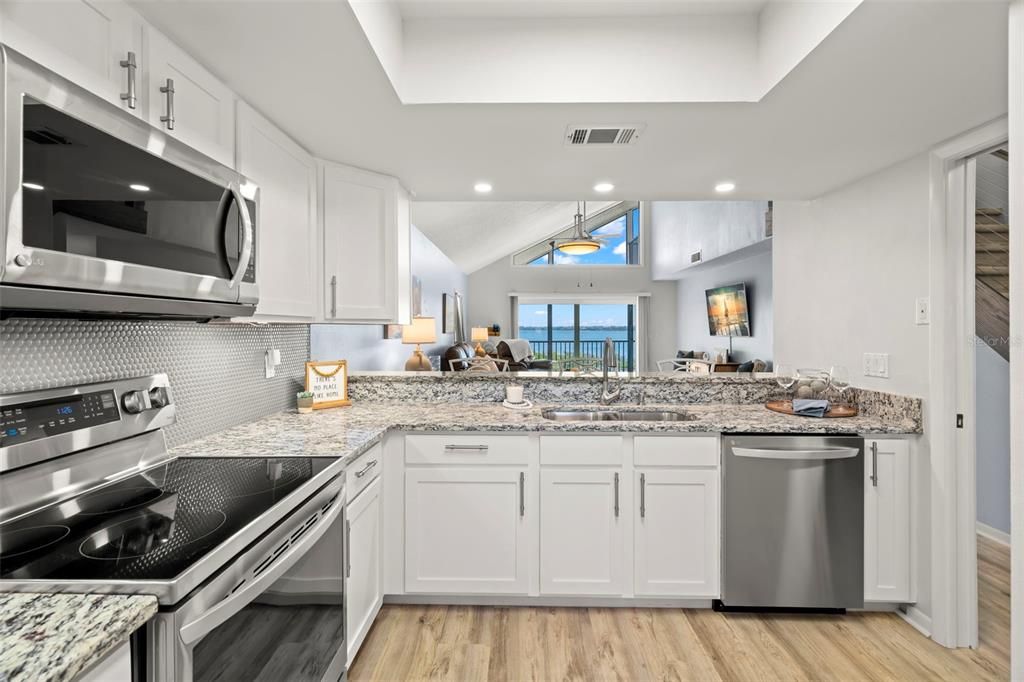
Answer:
[[705, 284, 751, 337]]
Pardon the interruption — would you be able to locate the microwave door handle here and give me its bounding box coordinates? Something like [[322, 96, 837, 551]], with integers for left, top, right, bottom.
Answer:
[[227, 184, 253, 290], [178, 477, 344, 646]]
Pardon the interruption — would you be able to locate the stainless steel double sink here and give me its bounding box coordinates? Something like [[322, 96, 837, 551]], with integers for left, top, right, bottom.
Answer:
[[541, 409, 695, 422]]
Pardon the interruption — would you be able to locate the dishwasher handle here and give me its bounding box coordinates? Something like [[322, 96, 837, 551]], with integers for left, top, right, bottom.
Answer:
[[732, 446, 859, 461]]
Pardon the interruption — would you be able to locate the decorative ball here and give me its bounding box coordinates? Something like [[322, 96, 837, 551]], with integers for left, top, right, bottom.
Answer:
[[796, 385, 815, 399]]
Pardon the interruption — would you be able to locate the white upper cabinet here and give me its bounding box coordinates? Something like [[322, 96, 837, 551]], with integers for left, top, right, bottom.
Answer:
[[144, 27, 235, 166], [864, 439, 912, 602], [321, 162, 411, 323], [235, 102, 317, 321], [0, 0, 142, 113]]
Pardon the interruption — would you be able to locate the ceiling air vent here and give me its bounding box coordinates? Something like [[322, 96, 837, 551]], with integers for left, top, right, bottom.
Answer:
[[690, 250, 702, 264], [565, 124, 645, 147]]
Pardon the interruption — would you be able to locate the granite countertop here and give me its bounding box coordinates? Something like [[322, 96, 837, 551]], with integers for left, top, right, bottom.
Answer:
[[0, 593, 157, 682], [170, 401, 921, 464]]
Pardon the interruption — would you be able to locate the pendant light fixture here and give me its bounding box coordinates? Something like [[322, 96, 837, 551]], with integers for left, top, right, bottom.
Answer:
[[556, 201, 601, 256]]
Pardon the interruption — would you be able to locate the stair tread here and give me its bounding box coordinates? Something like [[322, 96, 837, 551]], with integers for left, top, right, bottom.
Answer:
[[977, 265, 1010, 276], [976, 232, 1010, 252], [976, 208, 1004, 216], [978, 274, 1010, 297]]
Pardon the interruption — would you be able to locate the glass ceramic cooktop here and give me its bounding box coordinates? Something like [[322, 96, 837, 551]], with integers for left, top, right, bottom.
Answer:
[[0, 457, 336, 582]]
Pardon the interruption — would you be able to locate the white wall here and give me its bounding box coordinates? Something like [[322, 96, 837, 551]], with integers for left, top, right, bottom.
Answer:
[[773, 152, 932, 619], [649, 200, 770, 280], [466, 221, 677, 370], [676, 244, 773, 366], [976, 342, 1011, 534], [773, 154, 931, 396], [310, 226, 467, 370]]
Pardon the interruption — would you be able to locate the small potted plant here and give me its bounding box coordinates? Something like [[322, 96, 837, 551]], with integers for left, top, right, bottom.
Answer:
[[296, 391, 315, 414]]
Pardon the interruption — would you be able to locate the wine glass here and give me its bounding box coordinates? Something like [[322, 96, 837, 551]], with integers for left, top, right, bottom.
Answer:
[[830, 365, 851, 407], [774, 362, 796, 400]]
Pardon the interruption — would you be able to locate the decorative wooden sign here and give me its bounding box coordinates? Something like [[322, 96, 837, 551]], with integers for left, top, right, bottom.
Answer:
[[304, 360, 351, 409]]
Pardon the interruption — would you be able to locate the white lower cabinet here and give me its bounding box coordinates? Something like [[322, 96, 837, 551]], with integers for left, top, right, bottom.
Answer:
[[540, 469, 624, 595], [346, 476, 382, 667], [404, 467, 529, 594], [634, 468, 720, 597], [864, 438, 912, 602]]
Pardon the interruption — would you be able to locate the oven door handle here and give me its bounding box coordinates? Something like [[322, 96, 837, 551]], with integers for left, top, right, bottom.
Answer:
[[179, 476, 345, 646], [227, 183, 254, 290]]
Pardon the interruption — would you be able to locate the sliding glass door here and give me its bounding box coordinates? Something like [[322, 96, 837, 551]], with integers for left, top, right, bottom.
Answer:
[[518, 302, 635, 370]]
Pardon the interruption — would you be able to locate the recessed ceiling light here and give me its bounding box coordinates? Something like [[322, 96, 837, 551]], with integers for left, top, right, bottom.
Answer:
[[129, 183, 150, 192], [593, 182, 615, 193], [22, 182, 44, 191], [715, 181, 736, 193], [473, 182, 492, 193]]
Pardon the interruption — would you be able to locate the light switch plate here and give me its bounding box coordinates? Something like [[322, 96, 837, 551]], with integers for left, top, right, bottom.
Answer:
[[863, 352, 890, 378], [915, 297, 930, 325]]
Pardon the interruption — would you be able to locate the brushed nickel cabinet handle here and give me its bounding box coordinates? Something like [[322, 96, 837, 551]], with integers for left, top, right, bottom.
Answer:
[[613, 472, 620, 517], [870, 442, 879, 487], [640, 472, 646, 518], [444, 444, 488, 452], [330, 275, 337, 317], [345, 519, 351, 579], [519, 471, 525, 517], [355, 459, 378, 478], [119, 52, 137, 109], [159, 78, 175, 130]]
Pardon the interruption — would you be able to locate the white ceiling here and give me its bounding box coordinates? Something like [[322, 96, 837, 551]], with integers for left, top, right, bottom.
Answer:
[[131, 1, 1008, 204], [394, 0, 769, 20], [353, 0, 860, 104]]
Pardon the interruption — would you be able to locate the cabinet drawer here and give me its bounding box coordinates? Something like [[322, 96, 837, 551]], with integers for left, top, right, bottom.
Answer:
[[635, 436, 718, 467], [347, 443, 382, 500], [540, 436, 623, 466], [405, 434, 528, 465]]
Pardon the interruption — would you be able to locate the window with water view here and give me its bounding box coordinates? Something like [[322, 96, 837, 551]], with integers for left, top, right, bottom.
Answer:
[[518, 302, 635, 370]]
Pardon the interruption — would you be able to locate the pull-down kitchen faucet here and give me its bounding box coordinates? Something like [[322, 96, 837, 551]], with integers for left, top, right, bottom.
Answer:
[[600, 337, 621, 405]]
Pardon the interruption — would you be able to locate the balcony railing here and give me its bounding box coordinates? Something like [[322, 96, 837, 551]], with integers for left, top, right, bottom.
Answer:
[[529, 339, 634, 371]]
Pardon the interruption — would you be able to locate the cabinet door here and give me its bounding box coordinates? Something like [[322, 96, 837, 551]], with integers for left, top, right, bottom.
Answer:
[[321, 163, 409, 323], [0, 0, 141, 112], [145, 27, 235, 165], [864, 439, 911, 602], [635, 468, 720, 597], [346, 478, 382, 667], [540, 469, 624, 595], [235, 103, 317, 321], [405, 468, 529, 594]]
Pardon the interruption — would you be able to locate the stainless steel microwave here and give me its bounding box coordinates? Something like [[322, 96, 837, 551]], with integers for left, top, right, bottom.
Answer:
[[0, 45, 258, 320]]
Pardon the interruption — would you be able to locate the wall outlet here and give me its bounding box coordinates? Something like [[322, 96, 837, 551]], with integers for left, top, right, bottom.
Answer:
[[915, 297, 930, 325], [863, 353, 890, 378], [265, 348, 281, 379]]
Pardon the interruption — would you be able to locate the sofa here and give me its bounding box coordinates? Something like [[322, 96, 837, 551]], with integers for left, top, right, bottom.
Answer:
[[441, 342, 475, 371], [496, 340, 552, 372]]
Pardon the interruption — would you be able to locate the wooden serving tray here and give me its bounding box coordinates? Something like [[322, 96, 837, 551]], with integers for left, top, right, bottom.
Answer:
[[765, 400, 859, 418]]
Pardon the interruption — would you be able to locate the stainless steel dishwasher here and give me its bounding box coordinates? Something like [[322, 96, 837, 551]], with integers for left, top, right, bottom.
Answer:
[[718, 434, 864, 612]]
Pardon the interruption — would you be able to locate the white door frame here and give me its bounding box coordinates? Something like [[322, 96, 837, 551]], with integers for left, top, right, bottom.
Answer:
[[1009, 2, 1023, 677], [927, 117, 1008, 649]]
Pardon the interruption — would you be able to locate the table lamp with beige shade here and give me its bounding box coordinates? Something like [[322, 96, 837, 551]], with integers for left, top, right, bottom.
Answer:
[[471, 327, 490, 357], [402, 317, 436, 371]]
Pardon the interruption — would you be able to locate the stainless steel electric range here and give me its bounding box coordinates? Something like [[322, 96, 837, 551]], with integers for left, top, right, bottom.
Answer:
[[0, 375, 348, 682]]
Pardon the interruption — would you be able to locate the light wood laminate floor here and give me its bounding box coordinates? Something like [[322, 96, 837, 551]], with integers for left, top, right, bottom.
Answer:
[[350, 535, 1010, 681]]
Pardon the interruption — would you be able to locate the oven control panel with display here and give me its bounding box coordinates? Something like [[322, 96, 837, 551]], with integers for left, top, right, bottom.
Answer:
[[1, 390, 120, 447]]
